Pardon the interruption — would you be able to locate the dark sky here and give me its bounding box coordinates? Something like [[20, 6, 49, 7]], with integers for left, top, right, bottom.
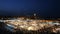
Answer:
[[0, 0, 60, 17]]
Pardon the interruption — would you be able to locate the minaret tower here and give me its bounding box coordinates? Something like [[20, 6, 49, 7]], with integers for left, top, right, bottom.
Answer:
[[34, 13, 37, 19]]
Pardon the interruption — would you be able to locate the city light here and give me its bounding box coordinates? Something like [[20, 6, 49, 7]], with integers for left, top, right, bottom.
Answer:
[[0, 17, 60, 33]]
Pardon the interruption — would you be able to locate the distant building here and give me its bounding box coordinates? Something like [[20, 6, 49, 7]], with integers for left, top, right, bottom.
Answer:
[[33, 13, 37, 19]]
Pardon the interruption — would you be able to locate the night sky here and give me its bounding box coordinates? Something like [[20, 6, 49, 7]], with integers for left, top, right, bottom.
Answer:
[[0, 0, 60, 18]]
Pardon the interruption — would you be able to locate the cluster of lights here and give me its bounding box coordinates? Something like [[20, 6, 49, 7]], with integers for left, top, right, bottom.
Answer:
[[1, 17, 60, 33]]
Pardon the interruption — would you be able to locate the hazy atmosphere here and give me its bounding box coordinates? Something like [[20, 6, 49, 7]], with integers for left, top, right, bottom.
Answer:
[[0, 0, 60, 17]]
